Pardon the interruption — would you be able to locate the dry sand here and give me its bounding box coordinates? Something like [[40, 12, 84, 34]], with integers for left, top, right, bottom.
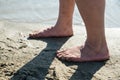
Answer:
[[0, 20, 120, 80]]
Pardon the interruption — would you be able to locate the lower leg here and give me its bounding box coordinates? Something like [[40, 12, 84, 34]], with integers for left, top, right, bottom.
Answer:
[[29, 0, 75, 38], [76, 0, 108, 52], [57, 0, 109, 62], [55, 0, 75, 29]]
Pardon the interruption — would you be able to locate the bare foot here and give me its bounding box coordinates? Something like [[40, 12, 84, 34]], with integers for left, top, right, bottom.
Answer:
[[29, 26, 73, 38], [57, 42, 110, 62]]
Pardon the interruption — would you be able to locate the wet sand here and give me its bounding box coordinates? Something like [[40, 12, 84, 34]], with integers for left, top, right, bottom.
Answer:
[[0, 20, 120, 80]]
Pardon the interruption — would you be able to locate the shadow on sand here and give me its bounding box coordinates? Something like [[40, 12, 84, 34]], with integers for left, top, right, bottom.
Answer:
[[11, 37, 70, 80], [11, 37, 106, 80], [63, 60, 106, 80]]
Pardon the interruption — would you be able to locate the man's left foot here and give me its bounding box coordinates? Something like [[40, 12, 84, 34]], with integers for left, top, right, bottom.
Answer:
[[57, 42, 110, 62]]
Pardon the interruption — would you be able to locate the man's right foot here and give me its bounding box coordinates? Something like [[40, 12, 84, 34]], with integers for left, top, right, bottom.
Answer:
[[29, 26, 73, 38]]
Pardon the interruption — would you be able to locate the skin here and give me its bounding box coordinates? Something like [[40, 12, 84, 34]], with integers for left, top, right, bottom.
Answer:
[[29, 0, 110, 62], [29, 0, 75, 38]]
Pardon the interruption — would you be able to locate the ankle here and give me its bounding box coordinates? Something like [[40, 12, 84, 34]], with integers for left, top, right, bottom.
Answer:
[[55, 17, 73, 28], [85, 40, 108, 53], [54, 22, 73, 34]]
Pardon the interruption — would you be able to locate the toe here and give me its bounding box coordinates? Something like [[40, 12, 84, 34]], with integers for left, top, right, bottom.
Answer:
[[57, 49, 68, 56], [29, 33, 37, 38], [57, 53, 63, 58], [57, 52, 65, 58], [29, 33, 34, 38]]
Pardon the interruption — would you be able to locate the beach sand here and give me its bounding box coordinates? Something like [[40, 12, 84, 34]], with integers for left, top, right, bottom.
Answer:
[[0, 20, 120, 80]]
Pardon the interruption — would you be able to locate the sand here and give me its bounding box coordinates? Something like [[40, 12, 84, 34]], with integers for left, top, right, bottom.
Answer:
[[0, 20, 120, 80]]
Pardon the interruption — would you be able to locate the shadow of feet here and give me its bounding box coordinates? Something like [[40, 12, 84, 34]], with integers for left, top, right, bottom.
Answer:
[[63, 61, 107, 80], [11, 37, 70, 80]]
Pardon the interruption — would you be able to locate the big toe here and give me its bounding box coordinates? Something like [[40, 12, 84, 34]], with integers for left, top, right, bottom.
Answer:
[[57, 50, 65, 58], [57, 50, 71, 58]]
